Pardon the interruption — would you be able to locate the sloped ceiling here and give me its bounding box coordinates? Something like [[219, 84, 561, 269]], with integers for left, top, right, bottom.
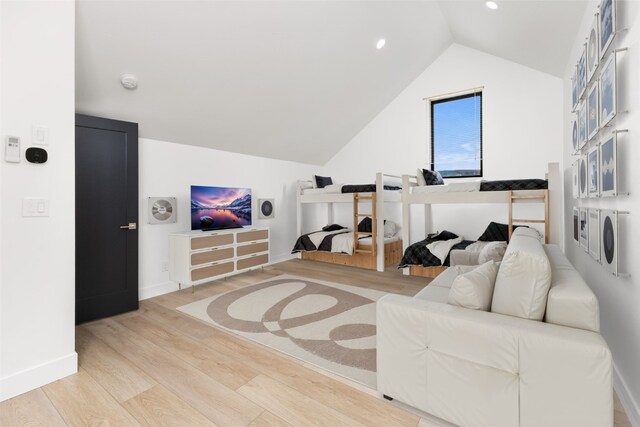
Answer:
[[75, 0, 586, 165]]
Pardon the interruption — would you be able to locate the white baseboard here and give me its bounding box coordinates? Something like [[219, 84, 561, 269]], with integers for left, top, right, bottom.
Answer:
[[0, 352, 77, 402], [614, 361, 640, 427], [139, 280, 179, 301], [269, 253, 297, 265]]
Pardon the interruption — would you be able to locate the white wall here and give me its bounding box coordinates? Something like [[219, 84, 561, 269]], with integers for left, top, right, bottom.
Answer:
[[325, 43, 563, 243], [139, 138, 324, 299], [562, 1, 640, 423], [0, 0, 77, 401]]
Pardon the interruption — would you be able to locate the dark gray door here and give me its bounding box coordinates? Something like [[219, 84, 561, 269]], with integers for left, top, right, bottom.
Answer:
[[75, 114, 138, 324]]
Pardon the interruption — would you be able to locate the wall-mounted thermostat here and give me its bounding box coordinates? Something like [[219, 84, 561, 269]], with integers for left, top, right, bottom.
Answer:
[[5, 136, 21, 163]]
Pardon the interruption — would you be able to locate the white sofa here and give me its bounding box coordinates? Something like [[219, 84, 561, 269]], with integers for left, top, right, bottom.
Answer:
[[377, 230, 612, 427]]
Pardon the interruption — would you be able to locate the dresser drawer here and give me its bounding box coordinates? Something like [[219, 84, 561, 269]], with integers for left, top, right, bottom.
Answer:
[[236, 242, 269, 257], [237, 229, 268, 243], [191, 261, 234, 282], [237, 254, 269, 270], [191, 234, 233, 250], [191, 247, 234, 266]]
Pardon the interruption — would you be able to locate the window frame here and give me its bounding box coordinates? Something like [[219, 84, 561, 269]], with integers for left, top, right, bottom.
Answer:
[[430, 91, 483, 179]]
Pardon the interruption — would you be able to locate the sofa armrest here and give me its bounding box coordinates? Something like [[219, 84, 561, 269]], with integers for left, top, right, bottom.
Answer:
[[377, 294, 613, 427]]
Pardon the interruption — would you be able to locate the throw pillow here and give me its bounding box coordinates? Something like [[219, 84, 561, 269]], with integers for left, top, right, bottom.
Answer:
[[422, 169, 445, 186], [384, 220, 397, 238], [447, 261, 499, 311], [322, 224, 345, 232], [416, 168, 427, 186], [313, 175, 333, 189], [357, 217, 373, 232], [478, 241, 508, 264], [477, 222, 528, 242]]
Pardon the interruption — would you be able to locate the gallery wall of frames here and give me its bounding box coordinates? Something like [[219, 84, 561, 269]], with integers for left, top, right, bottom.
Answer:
[[570, 0, 628, 277]]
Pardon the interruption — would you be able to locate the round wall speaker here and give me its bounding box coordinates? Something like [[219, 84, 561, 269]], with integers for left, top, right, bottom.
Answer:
[[259, 199, 275, 219], [148, 197, 177, 224]]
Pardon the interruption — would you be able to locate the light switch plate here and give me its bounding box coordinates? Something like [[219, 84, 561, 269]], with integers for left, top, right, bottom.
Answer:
[[32, 126, 49, 146], [22, 198, 50, 217]]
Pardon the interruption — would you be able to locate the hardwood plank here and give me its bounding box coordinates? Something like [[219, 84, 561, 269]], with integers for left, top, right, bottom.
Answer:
[[83, 318, 263, 426], [122, 384, 216, 427], [249, 411, 292, 427], [43, 369, 141, 426], [0, 388, 66, 427], [117, 311, 259, 390], [76, 327, 156, 402], [238, 374, 366, 427]]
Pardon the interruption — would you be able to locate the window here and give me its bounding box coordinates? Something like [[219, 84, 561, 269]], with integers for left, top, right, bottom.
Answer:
[[430, 91, 483, 178]]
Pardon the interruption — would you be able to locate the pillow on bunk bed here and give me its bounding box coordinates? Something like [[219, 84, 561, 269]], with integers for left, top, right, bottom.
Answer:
[[358, 217, 374, 233], [313, 175, 333, 188], [427, 230, 459, 241], [416, 169, 427, 186], [477, 222, 528, 242], [478, 241, 508, 264], [447, 261, 499, 311], [322, 224, 346, 232], [422, 169, 444, 186], [384, 220, 397, 238]]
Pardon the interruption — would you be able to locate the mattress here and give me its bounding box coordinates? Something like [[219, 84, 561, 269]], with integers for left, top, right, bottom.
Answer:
[[357, 235, 401, 245], [409, 178, 548, 194], [301, 184, 401, 196], [411, 181, 481, 193]]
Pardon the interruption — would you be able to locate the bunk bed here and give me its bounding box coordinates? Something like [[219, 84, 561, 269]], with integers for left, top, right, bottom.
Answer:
[[295, 173, 403, 271], [400, 163, 561, 278]]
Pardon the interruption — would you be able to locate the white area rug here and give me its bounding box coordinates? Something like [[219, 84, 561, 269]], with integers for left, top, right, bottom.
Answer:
[[177, 274, 389, 389]]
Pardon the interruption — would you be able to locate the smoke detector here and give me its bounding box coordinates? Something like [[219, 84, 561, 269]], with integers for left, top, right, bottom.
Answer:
[[120, 74, 138, 90]]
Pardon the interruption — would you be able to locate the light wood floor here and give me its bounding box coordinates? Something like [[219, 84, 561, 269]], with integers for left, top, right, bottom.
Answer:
[[0, 259, 632, 426]]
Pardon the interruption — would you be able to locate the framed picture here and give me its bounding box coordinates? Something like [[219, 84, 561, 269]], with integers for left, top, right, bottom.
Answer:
[[579, 155, 588, 199], [600, 135, 617, 197], [588, 145, 599, 197], [579, 208, 589, 249], [587, 84, 599, 140], [599, 53, 617, 127], [589, 209, 600, 261], [599, 0, 616, 60], [571, 67, 578, 111], [578, 47, 587, 99], [571, 115, 579, 153], [600, 209, 618, 275], [587, 15, 600, 82], [578, 102, 587, 149], [573, 207, 580, 244], [572, 161, 579, 199]]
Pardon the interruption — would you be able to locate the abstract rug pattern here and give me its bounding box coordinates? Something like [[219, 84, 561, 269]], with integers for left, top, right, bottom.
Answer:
[[177, 275, 388, 388]]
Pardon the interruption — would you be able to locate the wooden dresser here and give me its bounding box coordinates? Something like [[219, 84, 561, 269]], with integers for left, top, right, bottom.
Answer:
[[169, 226, 269, 289]]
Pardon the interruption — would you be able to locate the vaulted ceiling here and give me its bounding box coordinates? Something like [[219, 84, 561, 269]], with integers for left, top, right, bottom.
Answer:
[[75, 0, 587, 165]]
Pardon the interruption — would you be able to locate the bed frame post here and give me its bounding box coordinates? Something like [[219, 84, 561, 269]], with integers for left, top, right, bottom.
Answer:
[[401, 174, 411, 276], [376, 172, 385, 272], [547, 162, 561, 246], [296, 181, 303, 259]]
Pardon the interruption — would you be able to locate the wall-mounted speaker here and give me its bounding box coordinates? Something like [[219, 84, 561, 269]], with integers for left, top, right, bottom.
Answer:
[[258, 199, 275, 219], [148, 197, 177, 224]]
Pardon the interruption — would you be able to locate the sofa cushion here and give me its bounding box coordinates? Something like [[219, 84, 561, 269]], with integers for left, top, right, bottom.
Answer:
[[414, 284, 450, 303], [511, 227, 542, 240], [543, 245, 600, 332], [448, 261, 498, 311], [491, 233, 552, 321], [478, 241, 508, 264]]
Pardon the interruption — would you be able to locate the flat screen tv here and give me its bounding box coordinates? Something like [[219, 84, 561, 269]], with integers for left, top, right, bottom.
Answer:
[[191, 185, 252, 231]]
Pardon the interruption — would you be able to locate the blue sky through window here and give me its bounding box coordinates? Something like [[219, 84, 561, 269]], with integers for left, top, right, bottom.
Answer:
[[432, 94, 482, 177]]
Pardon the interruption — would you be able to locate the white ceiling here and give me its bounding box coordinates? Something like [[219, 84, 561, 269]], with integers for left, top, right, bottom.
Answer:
[[75, 0, 587, 165]]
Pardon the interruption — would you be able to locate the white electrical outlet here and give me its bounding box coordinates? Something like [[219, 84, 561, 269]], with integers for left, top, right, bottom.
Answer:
[[161, 261, 169, 272]]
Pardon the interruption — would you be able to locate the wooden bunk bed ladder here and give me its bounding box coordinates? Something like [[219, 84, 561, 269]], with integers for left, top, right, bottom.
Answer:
[[508, 190, 550, 243], [353, 193, 377, 256]]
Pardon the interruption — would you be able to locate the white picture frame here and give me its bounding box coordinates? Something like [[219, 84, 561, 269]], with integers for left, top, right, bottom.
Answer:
[[579, 155, 588, 199], [599, 0, 616, 60], [599, 53, 617, 127], [587, 15, 600, 82], [572, 161, 579, 199], [571, 115, 579, 153], [578, 46, 587, 99], [578, 102, 588, 149], [600, 209, 618, 275], [579, 208, 589, 249], [588, 145, 599, 198], [587, 83, 599, 140], [573, 207, 580, 244], [589, 209, 600, 261], [571, 67, 578, 111], [600, 135, 617, 197]]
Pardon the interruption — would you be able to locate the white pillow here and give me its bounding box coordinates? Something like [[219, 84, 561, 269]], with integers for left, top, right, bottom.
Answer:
[[416, 169, 427, 186], [383, 220, 397, 238], [478, 241, 508, 264], [491, 234, 552, 321], [447, 261, 499, 311], [464, 241, 490, 253], [512, 227, 543, 240]]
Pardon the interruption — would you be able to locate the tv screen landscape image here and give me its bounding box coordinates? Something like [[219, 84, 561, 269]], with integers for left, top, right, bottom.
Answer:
[[191, 185, 252, 231]]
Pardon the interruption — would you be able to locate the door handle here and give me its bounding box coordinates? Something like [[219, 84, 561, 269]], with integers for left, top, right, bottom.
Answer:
[[120, 222, 137, 230]]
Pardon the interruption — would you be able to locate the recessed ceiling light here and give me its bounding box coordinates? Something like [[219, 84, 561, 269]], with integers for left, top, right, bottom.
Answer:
[[485, 1, 498, 10], [376, 39, 386, 49], [120, 73, 138, 90]]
